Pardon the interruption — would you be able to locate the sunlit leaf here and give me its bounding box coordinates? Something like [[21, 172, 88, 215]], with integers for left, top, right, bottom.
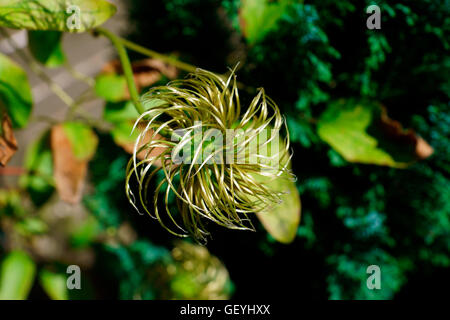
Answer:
[[250, 126, 301, 244], [0, 52, 33, 128], [0, 251, 36, 300], [28, 30, 66, 68], [240, 0, 292, 45], [256, 174, 301, 244], [95, 74, 127, 102], [0, 0, 117, 32], [62, 122, 98, 161], [317, 100, 434, 167], [39, 269, 68, 300]]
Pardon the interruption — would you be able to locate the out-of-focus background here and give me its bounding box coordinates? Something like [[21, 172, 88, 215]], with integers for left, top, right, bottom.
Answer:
[[0, 0, 449, 300]]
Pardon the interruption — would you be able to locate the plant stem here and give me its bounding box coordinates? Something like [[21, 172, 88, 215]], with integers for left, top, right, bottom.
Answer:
[[93, 28, 198, 74], [121, 37, 250, 92], [120, 38, 198, 74], [93, 28, 254, 94], [94, 28, 145, 115]]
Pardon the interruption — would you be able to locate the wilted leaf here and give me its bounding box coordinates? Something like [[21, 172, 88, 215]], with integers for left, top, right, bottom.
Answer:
[[378, 107, 434, 160], [96, 59, 178, 102], [28, 30, 66, 68], [0, 113, 18, 166], [39, 269, 68, 300], [240, 0, 291, 45], [0, 52, 33, 128], [0, 251, 36, 300], [0, 0, 117, 32], [317, 100, 434, 167], [51, 123, 98, 204], [19, 131, 54, 206]]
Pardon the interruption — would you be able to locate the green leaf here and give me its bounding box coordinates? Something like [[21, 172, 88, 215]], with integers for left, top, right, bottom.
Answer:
[[95, 74, 128, 102], [104, 101, 139, 123], [0, 52, 33, 128], [19, 131, 55, 206], [103, 101, 145, 148], [0, 251, 36, 300], [250, 127, 301, 244], [318, 101, 394, 166], [28, 30, 66, 67], [15, 217, 48, 236], [240, 0, 292, 45], [39, 269, 68, 300], [317, 100, 430, 167], [110, 120, 139, 145], [256, 174, 301, 244], [0, 0, 117, 32], [70, 215, 101, 248], [62, 122, 98, 160]]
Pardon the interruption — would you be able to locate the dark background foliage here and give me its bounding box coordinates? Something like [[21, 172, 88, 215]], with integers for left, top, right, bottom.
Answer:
[[106, 0, 449, 299]]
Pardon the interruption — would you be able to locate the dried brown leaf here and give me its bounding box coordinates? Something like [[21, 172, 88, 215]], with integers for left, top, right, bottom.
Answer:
[[0, 113, 18, 166], [50, 125, 88, 204], [379, 107, 434, 160]]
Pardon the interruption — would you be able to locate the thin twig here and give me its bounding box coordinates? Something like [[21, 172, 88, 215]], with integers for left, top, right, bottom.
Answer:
[[64, 61, 96, 87]]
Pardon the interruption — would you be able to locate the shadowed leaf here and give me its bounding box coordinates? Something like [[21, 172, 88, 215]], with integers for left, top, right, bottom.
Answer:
[[19, 131, 55, 206], [28, 30, 66, 67]]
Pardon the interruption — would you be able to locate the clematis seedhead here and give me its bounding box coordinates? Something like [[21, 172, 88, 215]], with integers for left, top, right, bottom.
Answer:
[[126, 67, 295, 242]]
